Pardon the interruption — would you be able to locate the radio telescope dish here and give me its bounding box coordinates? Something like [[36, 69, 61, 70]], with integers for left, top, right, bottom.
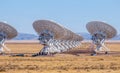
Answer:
[[86, 21, 117, 39], [0, 22, 17, 39], [0, 22, 17, 54], [33, 20, 83, 41], [32, 20, 83, 56], [86, 21, 117, 56]]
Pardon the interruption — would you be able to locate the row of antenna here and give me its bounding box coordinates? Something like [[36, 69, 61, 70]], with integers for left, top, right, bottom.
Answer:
[[0, 20, 117, 56]]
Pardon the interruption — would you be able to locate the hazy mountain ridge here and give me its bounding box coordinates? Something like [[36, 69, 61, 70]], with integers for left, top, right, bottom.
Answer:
[[111, 34, 120, 40], [13, 33, 38, 40], [77, 32, 91, 40], [13, 33, 120, 40]]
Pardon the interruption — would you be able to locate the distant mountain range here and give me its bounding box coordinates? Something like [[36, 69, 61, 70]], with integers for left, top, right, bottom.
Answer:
[[13, 33, 38, 40], [111, 34, 120, 40], [13, 33, 120, 40], [77, 32, 91, 40]]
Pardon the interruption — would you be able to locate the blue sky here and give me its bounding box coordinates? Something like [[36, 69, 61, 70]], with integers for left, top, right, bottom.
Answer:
[[0, 0, 120, 34]]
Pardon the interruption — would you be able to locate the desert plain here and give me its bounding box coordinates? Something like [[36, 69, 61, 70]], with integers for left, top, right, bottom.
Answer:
[[0, 40, 120, 73]]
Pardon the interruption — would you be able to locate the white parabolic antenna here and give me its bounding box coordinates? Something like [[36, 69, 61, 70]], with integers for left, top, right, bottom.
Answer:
[[86, 21, 117, 39], [0, 22, 17, 39], [86, 21, 117, 55], [32, 20, 83, 56], [0, 22, 17, 53], [33, 20, 83, 41]]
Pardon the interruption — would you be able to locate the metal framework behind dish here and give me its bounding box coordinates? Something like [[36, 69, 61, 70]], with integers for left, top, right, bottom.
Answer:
[[86, 21, 117, 55], [32, 20, 83, 56], [91, 31, 110, 53], [0, 32, 10, 53]]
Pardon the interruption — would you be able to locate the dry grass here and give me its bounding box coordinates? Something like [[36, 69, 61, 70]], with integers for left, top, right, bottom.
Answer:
[[0, 41, 120, 73]]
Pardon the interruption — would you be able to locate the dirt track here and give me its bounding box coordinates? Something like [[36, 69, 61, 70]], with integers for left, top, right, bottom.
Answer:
[[0, 41, 120, 73]]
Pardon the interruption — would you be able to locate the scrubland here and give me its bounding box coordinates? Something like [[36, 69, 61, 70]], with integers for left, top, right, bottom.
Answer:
[[0, 41, 120, 73]]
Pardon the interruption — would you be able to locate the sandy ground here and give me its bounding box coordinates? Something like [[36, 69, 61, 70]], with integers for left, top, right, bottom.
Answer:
[[0, 40, 120, 73]]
